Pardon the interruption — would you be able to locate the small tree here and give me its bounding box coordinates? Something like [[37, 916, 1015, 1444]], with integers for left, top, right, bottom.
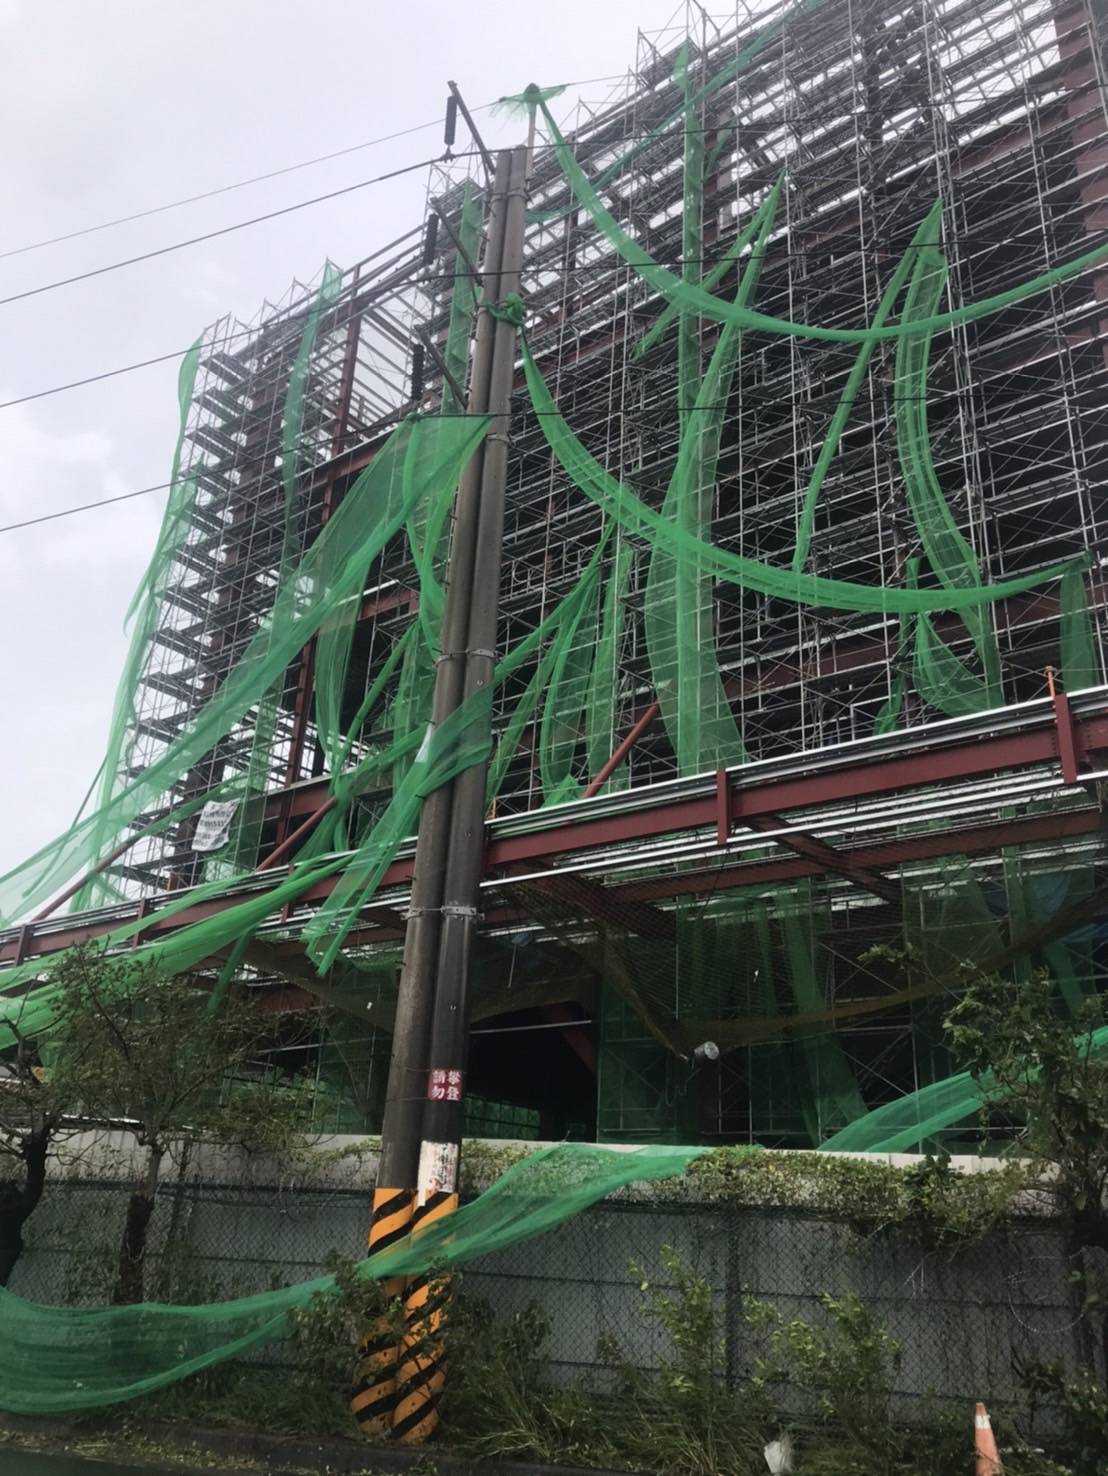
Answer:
[[946, 971, 1108, 1465], [50, 948, 306, 1304], [945, 973, 1108, 1253], [0, 1024, 66, 1285]]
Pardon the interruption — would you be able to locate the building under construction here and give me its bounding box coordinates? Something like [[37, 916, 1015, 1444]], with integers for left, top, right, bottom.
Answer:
[[3, 0, 1108, 1149]]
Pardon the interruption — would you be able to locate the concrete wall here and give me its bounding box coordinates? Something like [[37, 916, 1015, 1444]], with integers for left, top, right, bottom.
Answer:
[[5, 1136, 1087, 1433]]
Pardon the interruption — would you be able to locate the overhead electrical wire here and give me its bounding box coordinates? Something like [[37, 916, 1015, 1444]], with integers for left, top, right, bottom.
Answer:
[[0, 230, 1057, 413], [0, 152, 484, 310], [0, 119, 478, 264], [1, 73, 628, 263], [0, 480, 181, 535]]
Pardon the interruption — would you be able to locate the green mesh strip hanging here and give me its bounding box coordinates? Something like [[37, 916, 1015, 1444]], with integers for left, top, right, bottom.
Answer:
[[534, 95, 1108, 344], [523, 0, 827, 225], [873, 558, 921, 734], [512, 320, 1083, 614], [894, 245, 1001, 716], [1061, 564, 1100, 691], [486, 537, 611, 805], [792, 204, 943, 573], [912, 613, 998, 717], [0, 515, 626, 1046], [584, 540, 634, 796], [0, 412, 490, 929], [1040, 867, 1095, 1014], [779, 887, 866, 1139], [77, 336, 204, 909], [308, 531, 613, 969], [645, 183, 780, 774], [222, 263, 344, 872], [0, 1142, 704, 1415], [538, 556, 604, 803], [674, 44, 703, 448], [819, 1024, 1108, 1154]]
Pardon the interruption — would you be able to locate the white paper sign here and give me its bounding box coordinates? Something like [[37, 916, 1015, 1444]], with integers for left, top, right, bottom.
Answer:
[[192, 799, 240, 853], [417, 1139, 459, 1199]]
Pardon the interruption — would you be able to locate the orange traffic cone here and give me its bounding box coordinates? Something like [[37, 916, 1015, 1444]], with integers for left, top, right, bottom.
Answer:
[[974, 1402, 1003, 1475]]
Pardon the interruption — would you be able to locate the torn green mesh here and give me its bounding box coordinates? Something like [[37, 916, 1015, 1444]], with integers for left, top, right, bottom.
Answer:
[[0, 411, 490, 930], [534, 94, 1108, 344], [223, 262, 345, 874], [0, 1143, 703, 1414], [0, 21, 1101, 1396], [645, 183, 780, 773], [819, 1024, 1108, 1154], [514, 321, 1085, 615], [77, 336, 204, 911]]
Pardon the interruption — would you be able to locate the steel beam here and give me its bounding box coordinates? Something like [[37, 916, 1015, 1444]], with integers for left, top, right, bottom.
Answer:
[[3, 704, 1106, 970]]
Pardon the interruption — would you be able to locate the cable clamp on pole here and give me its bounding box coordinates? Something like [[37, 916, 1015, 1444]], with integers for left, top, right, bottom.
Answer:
[[404, 905, 440, 920], [466, 647, 496, 660], [440, 903, 478, 919]]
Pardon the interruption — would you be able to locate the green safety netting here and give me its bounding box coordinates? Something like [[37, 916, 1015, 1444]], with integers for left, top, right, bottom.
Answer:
[[0, 14, 1103, 1406], [819, 1023, 1108, 1154], [226, 263, 346, 875], [509, 307, 1086, 616], [76, 336, 205, 912], [0, 1143, 702, 1414], [531, 92, 1108, 344], [2, 1003, 1106, 1417], [0, 412, 488, 933]]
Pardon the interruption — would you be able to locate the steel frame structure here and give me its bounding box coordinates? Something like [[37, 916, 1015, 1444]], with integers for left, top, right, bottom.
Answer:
[[14, 0, 1108, 1142]]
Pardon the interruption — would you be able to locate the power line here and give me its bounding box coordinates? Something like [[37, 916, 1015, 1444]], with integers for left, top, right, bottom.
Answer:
[[0, 344, 241, 412], [0, 118, 464, 264], [0, 479, 176, 534], [0, 151, 481, 311], [2, 74, 628, 264], [0, 224, 1080, 413], [0, 385, 935, 536]]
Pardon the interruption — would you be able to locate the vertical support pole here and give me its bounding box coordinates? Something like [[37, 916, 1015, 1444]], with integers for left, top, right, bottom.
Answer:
[[1046, 664, 1081, 785], [352, 151, 514, 1441], [715, 768, 730, 847], [1054, 689, 1081, 786], [280, 268, 364, 805], [392, 144, 528, 1448]]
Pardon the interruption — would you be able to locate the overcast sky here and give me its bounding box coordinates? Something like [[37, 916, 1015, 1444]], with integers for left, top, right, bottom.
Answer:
[[0, 0, 690, 879]]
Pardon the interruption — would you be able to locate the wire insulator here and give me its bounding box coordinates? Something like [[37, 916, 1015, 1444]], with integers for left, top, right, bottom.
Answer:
[[420, 213, 439, 269], [410, 342, 426, 402]]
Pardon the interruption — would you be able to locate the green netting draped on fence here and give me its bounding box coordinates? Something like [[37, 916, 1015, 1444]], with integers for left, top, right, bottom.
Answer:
[[0, 1143, 702, 1415], [0, 18, 1104, 1413]]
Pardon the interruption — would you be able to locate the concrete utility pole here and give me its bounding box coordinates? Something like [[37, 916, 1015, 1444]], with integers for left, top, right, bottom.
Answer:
[[350, 144, 528, 1445]]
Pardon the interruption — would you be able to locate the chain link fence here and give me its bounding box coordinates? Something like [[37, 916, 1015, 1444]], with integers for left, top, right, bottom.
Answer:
[[8, 1167, 1094, 1441]]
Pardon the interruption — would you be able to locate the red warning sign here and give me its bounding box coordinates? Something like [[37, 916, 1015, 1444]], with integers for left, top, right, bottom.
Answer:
[[427, 1067, 464, 1103]]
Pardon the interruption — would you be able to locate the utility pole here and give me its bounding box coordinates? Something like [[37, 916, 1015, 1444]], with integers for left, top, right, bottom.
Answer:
[[350, 145, 527, 1444], [391, 143, 527, 1448]]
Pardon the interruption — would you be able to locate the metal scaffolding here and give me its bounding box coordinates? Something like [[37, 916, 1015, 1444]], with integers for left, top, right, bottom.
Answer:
[[8, 0, 1108, 1145]]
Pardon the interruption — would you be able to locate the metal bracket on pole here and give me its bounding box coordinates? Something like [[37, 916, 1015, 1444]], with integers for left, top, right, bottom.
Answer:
[[447, 80, 495, 180], [1046, 665, 1082, 785], [715, 768, 731, 847]]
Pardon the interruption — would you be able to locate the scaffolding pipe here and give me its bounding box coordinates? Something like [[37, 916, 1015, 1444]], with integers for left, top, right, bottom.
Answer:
[[582, 699, 661, 798]]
